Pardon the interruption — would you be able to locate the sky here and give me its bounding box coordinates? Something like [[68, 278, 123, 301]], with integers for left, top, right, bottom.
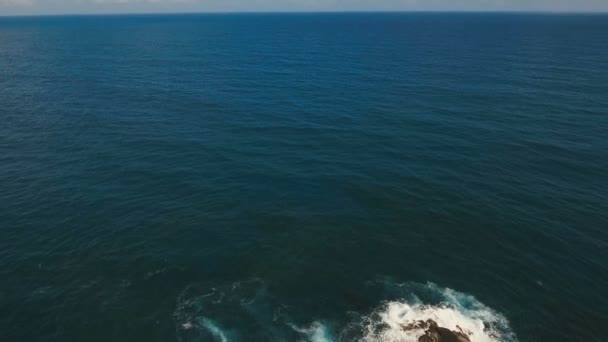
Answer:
[[1, 0, 608, 16]]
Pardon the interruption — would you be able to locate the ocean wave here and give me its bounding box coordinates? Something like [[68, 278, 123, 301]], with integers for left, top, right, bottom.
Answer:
[[174, 279, 516, 342], [355, 283, 514, 342], [201, 318, 229, 342], [290, 321, 333, 342]]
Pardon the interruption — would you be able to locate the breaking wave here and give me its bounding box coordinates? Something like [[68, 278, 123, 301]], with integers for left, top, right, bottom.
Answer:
[[355, 283, 514, 342], [174, 279, 516, 342], [291, 321, 333, 342]]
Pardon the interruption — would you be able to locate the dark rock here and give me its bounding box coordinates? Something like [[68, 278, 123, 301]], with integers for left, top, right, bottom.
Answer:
[[401, 319, 472, 342]]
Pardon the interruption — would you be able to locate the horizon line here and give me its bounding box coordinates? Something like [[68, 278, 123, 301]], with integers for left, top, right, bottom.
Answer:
[[2, 9, 608, 18]]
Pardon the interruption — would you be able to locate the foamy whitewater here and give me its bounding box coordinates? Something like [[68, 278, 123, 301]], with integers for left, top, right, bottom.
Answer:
[[174, 280, 516, 342], [358, 284, 513, 342]]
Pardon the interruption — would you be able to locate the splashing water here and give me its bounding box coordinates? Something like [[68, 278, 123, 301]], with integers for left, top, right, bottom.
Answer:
[[357, 283, 515, 342], [360, 301, 504, 342], [201, 318, 229, 342], [174, 280, 516, 342], [291, 321, 333, 342]]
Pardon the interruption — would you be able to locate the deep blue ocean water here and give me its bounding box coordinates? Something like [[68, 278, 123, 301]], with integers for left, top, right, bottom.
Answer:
[[1, 13, 607, 342]]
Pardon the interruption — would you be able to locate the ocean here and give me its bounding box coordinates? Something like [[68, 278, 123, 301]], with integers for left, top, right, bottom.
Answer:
[[0, 13, 607, 342]]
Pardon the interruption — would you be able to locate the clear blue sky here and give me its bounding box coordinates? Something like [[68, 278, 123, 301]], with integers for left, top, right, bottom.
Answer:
[[1, 0, 607, 16]]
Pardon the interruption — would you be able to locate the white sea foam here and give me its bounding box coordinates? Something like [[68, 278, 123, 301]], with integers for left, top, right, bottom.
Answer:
[[359, 283, 514, 342], [360, 302, 495, 342], [201, 318, 228, 342], [291, 321, 333, 342], [174, 280, 516, 342]]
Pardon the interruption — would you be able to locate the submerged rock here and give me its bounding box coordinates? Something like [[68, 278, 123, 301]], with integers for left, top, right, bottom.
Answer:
[[401, 319, 472, 342]]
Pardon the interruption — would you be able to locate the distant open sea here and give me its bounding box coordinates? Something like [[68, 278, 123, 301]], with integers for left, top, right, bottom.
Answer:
[[1, 12, 607, 342]]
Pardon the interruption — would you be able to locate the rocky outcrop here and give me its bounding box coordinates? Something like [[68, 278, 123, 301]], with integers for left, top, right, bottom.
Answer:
[[401, 319, 472, 342]]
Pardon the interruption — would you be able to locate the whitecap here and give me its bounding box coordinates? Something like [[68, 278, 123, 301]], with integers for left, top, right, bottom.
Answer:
[[291, 321, 333, 342], [201, 318, 229, 342], [357, 282, 516, 342], [174, 280, 516, 342]]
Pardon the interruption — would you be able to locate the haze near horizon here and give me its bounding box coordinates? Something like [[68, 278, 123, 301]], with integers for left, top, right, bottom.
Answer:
[[1, 0, 608, 16]]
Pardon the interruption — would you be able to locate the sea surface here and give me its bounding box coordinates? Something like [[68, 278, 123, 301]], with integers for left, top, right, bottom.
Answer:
[[1, 13, 607, 342]]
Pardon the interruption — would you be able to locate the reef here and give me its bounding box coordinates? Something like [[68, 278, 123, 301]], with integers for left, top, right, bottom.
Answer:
[[401, 319, 472, 342]]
